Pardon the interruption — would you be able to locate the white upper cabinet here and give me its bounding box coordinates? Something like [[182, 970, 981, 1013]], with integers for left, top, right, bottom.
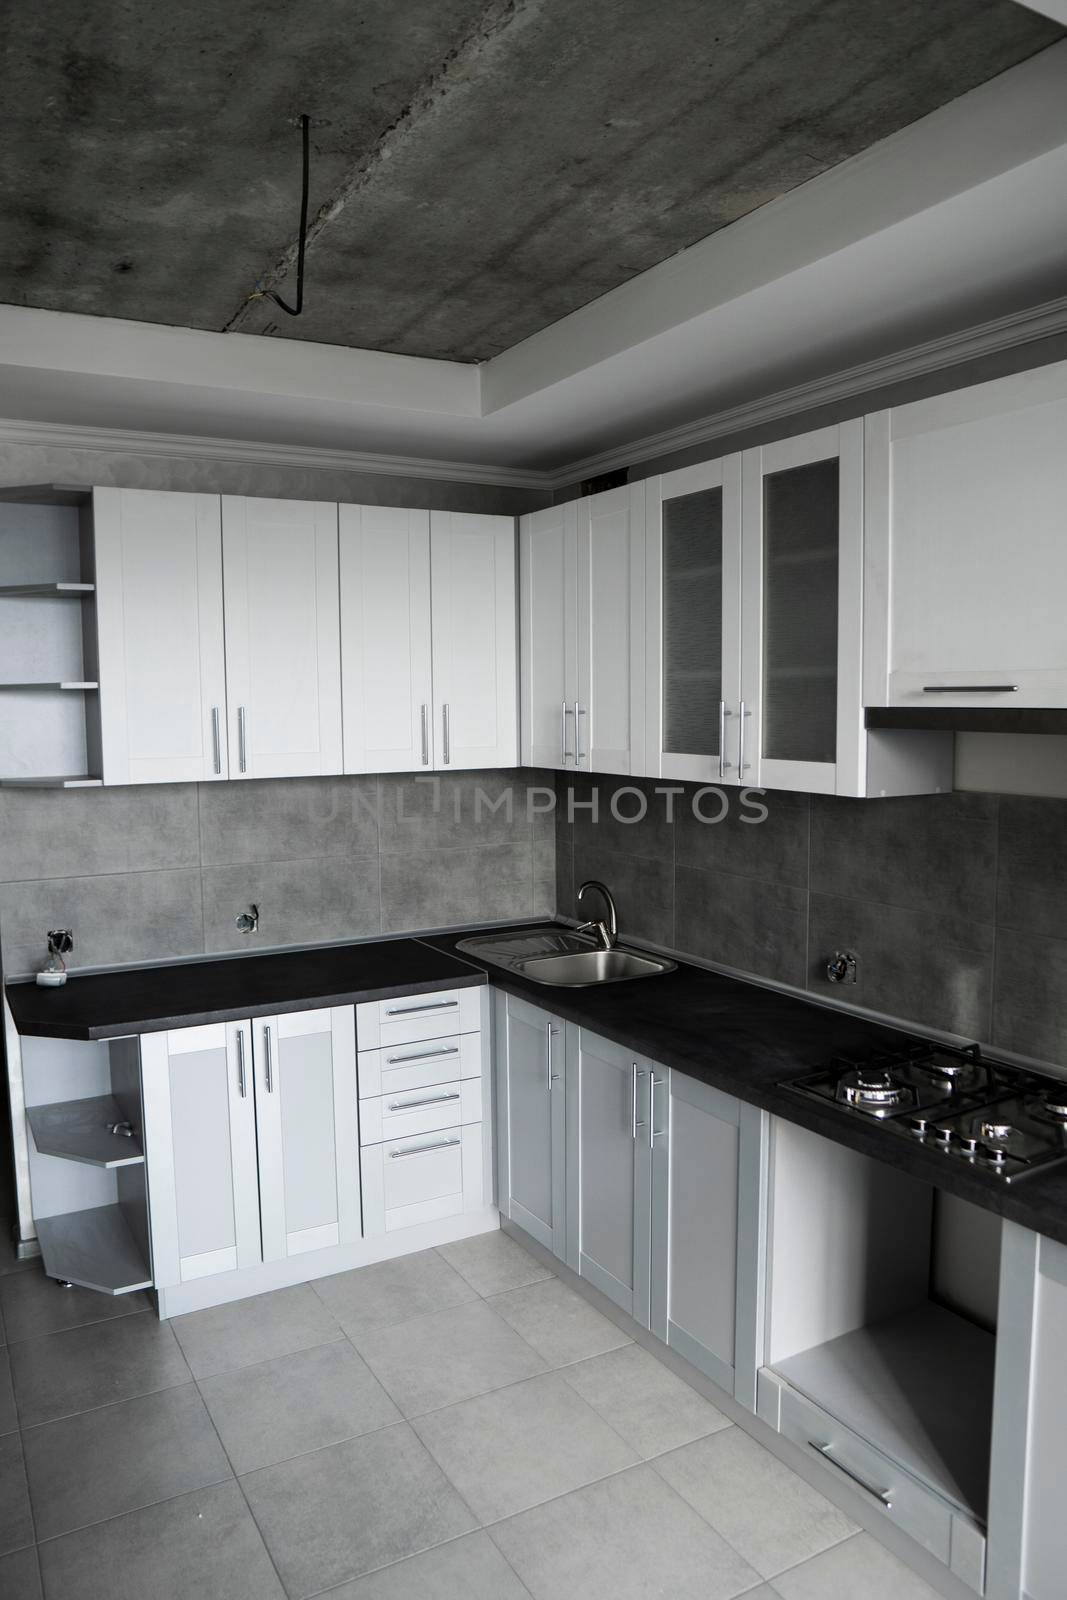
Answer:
[[520, 484, 644, 775], [222, 496, 342, 779], [339, 506, 434, 772], [96, 489, 228, 785], [865, 361, 1067, 710], [429, 511, 517, 770], [645, 457, 742, 784]]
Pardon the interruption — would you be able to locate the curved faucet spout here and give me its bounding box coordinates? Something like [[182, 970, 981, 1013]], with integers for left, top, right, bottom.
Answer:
[[576, 880, 618, 951]]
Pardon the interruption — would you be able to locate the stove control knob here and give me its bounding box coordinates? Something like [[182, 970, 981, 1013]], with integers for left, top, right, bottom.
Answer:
[[933, 1126, 956, 1148], [907, 1115, 931, 1135]]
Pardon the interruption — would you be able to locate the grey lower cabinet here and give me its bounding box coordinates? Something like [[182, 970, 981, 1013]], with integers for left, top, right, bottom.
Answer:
[[141, 1006, 361, 1287], [495, 992, 566, 1257]]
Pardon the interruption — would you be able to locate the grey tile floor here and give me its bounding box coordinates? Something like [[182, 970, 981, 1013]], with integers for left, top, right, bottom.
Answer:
[[0, 1223, 948, 1600]]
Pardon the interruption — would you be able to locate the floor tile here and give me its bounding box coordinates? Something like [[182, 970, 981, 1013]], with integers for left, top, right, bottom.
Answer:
[[353, 1299, 546, 1417], [653, 1427, 857, 1579], [22, 1382, 231, 1541], [0, 1266, 151, 1342], [312, 1249, 478, 1339], [0, 1230, 38, 1279], [436, 1231, 555, 1297], [0, 1544, 42, 1599], [0, 1349, 16, 1436], [769, 1532, 944, 1599], [559, 1342, 733, 1458], [37, 1480, 285, 1600], [320, 1529, 532, 1599], [490, 1461, 761, 1600], [0, 1432, 33, 1558], [199, 1339, 401, 1475], [9, 1312, 190, 1428], [412, 1370, 637, 1524], [240, 1423, 476, 1599], [170, 1283, 343, 1379], [488, 1277, 631, 1366]]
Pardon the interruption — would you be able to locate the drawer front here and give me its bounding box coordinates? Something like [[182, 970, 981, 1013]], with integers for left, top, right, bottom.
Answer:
[[361, 1123, 484, 1235], [356, 1031, 483, 1099], [356, 988, 482, 1050], [360, 1078, 483, 1146], [775, 1376, 956, 1565]]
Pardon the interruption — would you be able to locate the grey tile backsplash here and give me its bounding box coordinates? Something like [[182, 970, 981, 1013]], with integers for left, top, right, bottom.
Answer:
[[556, 776, 1067, 1069], [0, 771, 556, 977]]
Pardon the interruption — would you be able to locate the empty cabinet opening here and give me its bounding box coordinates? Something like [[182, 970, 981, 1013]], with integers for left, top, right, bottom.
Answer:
[[21, 1033, 152, 1294], [766, 1121, 997, 1528]]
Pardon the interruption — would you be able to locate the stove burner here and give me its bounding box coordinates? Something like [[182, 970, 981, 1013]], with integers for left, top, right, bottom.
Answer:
[[927, 1057, 974, 1080], [838, 1068, 909, 1109], [1041, 1088, 1067, 1121], [979, 1120, 1014, 1142]]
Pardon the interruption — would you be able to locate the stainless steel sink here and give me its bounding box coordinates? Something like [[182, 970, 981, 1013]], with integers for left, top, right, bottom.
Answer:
[[455, 926, 675, 986]]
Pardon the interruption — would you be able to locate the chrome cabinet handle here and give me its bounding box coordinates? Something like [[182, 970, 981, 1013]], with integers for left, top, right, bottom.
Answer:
[[921, 684, 1019, 693], [547, 1023, 562, 1089], [385, 999, 458, 1016], [561, 701, 574, 764], [648, 1073, 665, 1147], [263, 1024, 273, 1093], [420, 703, 429, 765], [211, 706, 222, 775], [238, 705, 248, 773], [442, 703, 450, 764], [630, 1062, 649, 1140], [573, 702, 586, 764], [384, 1045, 459, 1066], [236, 1029, 247, 1098], [737, 698, 748, 777], [387, 1091, 460, 1112], [389, 1136, 461, 1160], [809, 1441, 892, 1508], [718, 701, 734, 780]]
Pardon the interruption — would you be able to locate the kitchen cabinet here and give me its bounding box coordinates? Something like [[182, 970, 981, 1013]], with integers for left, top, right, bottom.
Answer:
[[865, 360, 1067, 710], [520, 484, 644, 775], [141, 1005, 360, 1285], [221, 495, 342, 779], [494, 992, 566, 1257], [430, 510, 517, 769], [95, 488, 228, 785]]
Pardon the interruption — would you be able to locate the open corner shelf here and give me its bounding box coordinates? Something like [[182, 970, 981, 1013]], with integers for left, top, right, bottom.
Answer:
[[27, 1095, 144, 1168], [0, 775, 103, 788], [0, 582, 95, 598], [0, 681, 98, 691], [35, 1204, 152, 1296]]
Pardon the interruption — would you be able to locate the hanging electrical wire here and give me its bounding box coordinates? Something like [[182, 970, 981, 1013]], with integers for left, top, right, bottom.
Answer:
[[247, 113, 311, 317]]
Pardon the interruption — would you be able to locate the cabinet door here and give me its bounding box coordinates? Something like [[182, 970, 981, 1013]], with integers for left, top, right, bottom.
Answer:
[[577, 485, 645, 775], [496, 993, 565, 1256], [645, 458, 742, 784], [253, 1008, 361, 1261], [566, 1026, 651, 1319], [221, 497, 342, 779], [339, 505, 434, 773], [741, 421, 863, 795], [140, 1022, 261, 1286], [95, 489, 228, 785], [866, 363, 1067, 709], [519, 503, 578, 771], [430, 512, 517, 769]]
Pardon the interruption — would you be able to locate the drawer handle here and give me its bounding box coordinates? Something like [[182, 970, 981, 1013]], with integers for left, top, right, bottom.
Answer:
[[387, 1091, 461, 1112], [921, 685, 1019, 693], [385, 1000, 458, 1016], [389, 1136, 461, 1160], [809, 1441, 893, 1508], [385, 1046, 460, 1066]]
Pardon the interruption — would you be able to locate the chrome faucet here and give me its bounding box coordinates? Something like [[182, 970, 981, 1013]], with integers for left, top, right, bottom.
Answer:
[[576, 881, 618, 951]]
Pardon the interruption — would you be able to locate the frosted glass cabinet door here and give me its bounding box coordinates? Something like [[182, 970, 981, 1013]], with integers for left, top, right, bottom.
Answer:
[[645, 458, 742, 783], [430, 512, 518, 769], [95, 488, 228, 785], [339, 505, 434, 773], [576, 485, 645, 775], [253, 1008, 361, 1261], [519, 503, 579, 771], [140, 1022, 261, 1287], [496, 993, 565, 1256], [221, 497, 342, 779]]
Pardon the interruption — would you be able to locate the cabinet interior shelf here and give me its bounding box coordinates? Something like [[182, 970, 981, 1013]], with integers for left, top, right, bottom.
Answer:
[[0, 583, 95, 598], [27, 1095, 144, 1168], [0, 681, 99, 691], [772, 1301, 994, 1522], [34, 1204, 152, 1296], [0, 775, 103, 788]]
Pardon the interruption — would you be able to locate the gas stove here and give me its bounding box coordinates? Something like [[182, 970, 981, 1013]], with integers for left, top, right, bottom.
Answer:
[[783, 1041, 1067, 1184]]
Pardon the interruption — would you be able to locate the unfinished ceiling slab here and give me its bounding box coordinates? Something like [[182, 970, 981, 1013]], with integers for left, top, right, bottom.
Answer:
[[2, 0, 1061, 361]]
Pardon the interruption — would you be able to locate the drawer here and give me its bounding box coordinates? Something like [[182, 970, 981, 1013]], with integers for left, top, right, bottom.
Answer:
[[768, 1371, 964, 1567], [357, 1031, 483, 1099], [356, 988, 482, 1050], [361, 1122, 484, 1235], [359, 1078, 483, 1146]]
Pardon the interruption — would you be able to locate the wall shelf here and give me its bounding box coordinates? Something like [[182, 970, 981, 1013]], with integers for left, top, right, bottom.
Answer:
[[0, 583, 95, 597], [27, 1095, 144, 1168], [0, 774, 103, 788], [0, 681, 98, 691], [35, 1203, 152, 1295]]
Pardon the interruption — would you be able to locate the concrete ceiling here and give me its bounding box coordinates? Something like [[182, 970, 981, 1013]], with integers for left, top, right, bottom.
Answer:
[[3, 1, 1061, 364]]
